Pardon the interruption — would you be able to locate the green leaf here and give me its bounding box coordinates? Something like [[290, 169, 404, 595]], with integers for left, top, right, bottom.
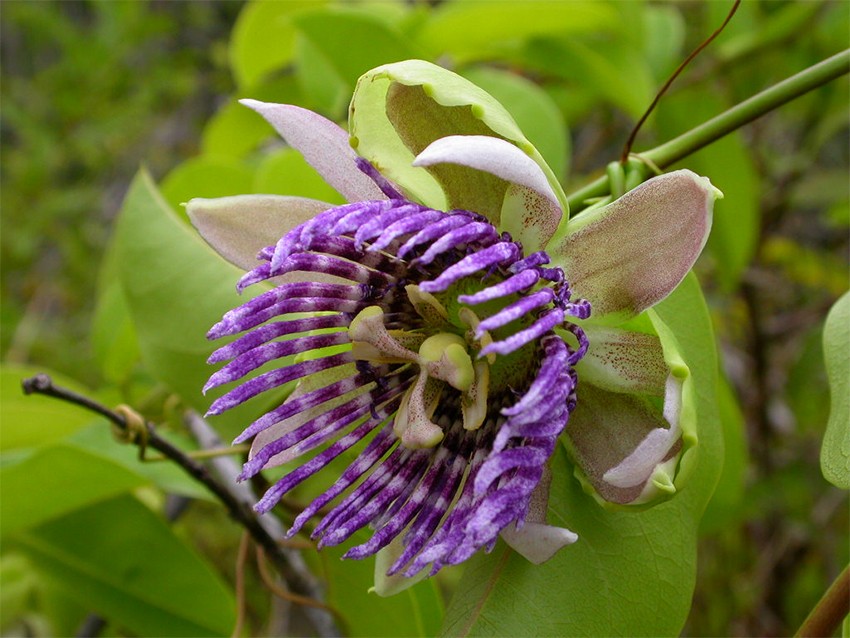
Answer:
[[91, 279, 141, 386], [821, 291, 849, 489], [700, 371, 748, 533], [65, 424, 215, 502], [14, 494, 235, 637], [441, 273, 722, 636], [201, 78, 306, 158], [321, 530, 445, 637], [522, 36, 656, 121], [294, 33, 350, 116], [160, 156, 254, 214], [0, 554, 39, 630], [415, 1, 616, 63], [0, 365, 95, 451], [642, 4, 685, 78], [91, 226, 141, 386], [0, 444, 146, 536], [717, 1, 822, 62], [229, 0, 325, 89], [111, 169, 265, 438], [461, 67, 569, 180], [293, 6, 420, 98]]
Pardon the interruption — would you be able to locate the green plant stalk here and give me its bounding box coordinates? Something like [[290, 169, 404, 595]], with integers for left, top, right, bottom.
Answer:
[[795, 564, 849, 638], [566, 49, 850, 212]]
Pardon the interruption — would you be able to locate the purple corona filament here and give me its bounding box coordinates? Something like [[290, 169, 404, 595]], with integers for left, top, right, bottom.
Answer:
[[206, 191, 591, 577]]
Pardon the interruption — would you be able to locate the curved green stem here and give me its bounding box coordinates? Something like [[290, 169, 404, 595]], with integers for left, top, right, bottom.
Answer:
[[795, 564, 849, 638], [567, 50, 850, 212]]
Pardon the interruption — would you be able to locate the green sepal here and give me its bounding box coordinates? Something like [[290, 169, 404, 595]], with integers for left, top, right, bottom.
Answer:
[[349, 60, 568, 216]]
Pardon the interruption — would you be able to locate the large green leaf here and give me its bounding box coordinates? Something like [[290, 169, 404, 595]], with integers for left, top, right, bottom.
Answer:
[[253, 147, 346, 204], [13, 494, 235, 637], [441, 273, 722, 636], [700, 371, 747, 533], [111, 169, 265, 438], [321, 530, 444, 637], [65, 424, 215, 502], [160, 156, 255, 214], [821, 291, 849, 489], [293, 6, 421, 97], [0, 444, 145, 537], [0, 554, 39, 631], [0, 364, 96, 451], [414, 1, 616, 63], [522, 36, 656, 122], [229, 0, 325, 89], [90, 279, 141, 386]]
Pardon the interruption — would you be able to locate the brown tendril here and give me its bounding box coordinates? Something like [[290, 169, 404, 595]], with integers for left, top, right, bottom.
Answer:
[[620, 0, 742, 165]]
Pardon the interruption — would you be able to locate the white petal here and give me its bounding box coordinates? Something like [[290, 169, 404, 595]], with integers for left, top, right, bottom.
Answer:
[[500, 522, 578, 564], [240, 99, 388, 203], [413, 135, 562, 251], [187, 194, 329, 270]]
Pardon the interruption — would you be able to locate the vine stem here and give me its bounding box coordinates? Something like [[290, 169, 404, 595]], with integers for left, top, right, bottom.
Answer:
[[567, 49, 850, 212], [21, 373, 341, 638], [795, 564, 849, 637]]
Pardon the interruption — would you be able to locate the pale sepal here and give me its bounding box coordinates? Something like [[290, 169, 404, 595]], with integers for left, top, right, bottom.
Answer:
[[414, 135, 562, 251], [499, 466, 577, 563], [602, 375, 682, 490], [239, 99, 389, 203], [574, 325, 667, 396], [551, 170, 719, 324], [187, 194, 329, 271], [565, 310, 697, 506], [565, 384, 677, 505]]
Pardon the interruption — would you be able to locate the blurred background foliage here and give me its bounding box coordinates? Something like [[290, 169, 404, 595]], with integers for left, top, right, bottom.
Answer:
[[1, 1, 847, 636]]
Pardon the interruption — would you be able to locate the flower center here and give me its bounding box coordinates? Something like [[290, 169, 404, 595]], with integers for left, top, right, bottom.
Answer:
[[348, 283, 493, 449], [336, 198, 590, 451]]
